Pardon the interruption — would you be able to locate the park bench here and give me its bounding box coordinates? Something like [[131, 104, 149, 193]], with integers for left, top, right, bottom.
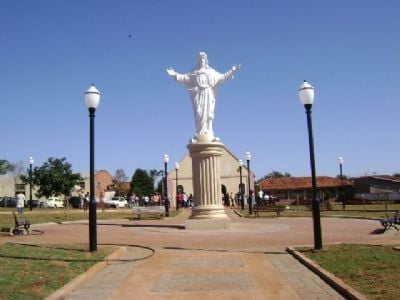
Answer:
[[380, 210, 399, 231], [253, 202, 285, 217], [132, 206, 165, 220], [13, 212, 30, 235]]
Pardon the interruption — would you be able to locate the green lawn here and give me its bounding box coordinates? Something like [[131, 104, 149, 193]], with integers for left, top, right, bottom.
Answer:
[[300, 244, 400, 300], [0, 207, 181, 229], [0, 243, 113, 300], [238, 203, 400, 219]]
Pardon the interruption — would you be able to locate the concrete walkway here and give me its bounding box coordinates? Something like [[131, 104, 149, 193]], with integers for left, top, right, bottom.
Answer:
[[3, 208, 400, 299]]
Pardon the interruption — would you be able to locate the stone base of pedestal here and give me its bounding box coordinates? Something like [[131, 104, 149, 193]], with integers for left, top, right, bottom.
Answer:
[[185, 218, 231, 230], [186, 205, 230, 230], [189, 205, 229, 219]]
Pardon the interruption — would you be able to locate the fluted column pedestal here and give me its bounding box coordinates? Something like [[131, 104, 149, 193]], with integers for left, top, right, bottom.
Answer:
[[186, 135, 230, 229]]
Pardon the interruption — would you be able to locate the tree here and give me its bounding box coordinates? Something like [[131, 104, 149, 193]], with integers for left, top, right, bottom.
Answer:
[[0, 159, 14, 175], [149, 169, 164, 193], [257, 170, 292, 182], [113, 169, 128, 196], [131, 169, 154, 197], [20, 157, 82, 199]]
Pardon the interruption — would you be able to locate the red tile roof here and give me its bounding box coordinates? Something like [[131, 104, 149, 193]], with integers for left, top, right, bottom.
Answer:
[[260, 176, 353, 191]]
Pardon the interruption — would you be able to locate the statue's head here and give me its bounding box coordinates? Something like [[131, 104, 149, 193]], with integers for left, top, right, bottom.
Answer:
[[198, 52, 208, 68]]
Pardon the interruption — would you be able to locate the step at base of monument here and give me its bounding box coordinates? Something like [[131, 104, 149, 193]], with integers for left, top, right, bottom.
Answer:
[[185, 218, 231, 230]]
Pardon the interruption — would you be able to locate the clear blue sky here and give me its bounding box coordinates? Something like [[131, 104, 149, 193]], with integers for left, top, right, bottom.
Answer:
[[1, 0, 399, 179]]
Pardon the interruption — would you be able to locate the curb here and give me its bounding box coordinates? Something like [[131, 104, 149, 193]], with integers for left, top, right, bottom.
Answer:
[[286, 246, 368, 300], [45, 246, 126, 300]]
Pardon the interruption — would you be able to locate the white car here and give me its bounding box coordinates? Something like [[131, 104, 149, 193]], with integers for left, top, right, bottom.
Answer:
[[40, 196, 65, 208], [106, 197, 127, 208]]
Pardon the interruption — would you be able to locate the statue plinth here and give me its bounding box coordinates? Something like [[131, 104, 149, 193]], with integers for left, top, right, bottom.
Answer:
[[186, 138, 230, 227]]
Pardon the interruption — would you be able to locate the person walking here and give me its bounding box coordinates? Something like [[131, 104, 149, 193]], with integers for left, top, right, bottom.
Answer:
[[16, 192, 25, 214]]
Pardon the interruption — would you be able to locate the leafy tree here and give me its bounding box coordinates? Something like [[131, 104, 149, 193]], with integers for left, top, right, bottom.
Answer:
[[113, 169, 128, 196], [336, 174, 349, 180], [149, 169, 164, 180], [155, 178, 163, 194], [0, 159, 14, 175], [257, 170, 292, 182], [10, 161, 25, 186], [131, 168, 154, 197], [150, 169, 164, 193], [20, 157, 82, 199]]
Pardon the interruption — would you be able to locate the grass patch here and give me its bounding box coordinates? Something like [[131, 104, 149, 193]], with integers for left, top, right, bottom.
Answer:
[[0, 208, 182, 229], [237, 203, 400, 219], [300, 244, 400, 299], [0, 243, 113, 300]]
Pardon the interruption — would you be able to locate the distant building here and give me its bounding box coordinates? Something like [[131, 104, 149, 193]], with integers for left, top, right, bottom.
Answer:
[[259, 176, 353, 201], [353, 176, 400, 201], [0, 170, 114, 202]]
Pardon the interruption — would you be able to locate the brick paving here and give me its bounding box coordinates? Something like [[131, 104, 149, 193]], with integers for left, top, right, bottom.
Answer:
[[2, 208, 400, 299]]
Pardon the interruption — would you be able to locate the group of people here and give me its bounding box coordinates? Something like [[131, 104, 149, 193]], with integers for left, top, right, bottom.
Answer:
[[222, 191, 259, 208], [176, 193, 193, 208], [127, 193, 167, 207]]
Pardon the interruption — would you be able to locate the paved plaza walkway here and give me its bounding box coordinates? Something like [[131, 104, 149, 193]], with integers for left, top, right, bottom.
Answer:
[[3, 208, 400, 299]]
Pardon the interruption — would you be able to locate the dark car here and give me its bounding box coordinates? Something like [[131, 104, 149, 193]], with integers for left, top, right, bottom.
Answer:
[[0, 197, 16, 207], [25, 199, 40, 208], [68, 196, 81, 208]]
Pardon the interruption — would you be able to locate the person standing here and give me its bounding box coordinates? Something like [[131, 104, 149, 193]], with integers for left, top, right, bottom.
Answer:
[[16, 192, 25, 214]]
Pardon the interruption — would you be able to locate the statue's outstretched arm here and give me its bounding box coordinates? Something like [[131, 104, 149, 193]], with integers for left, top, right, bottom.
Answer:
[[166, 67, 177, 77], [231, 64, 241, 73], [167, 68, 189, 83], [221, 64, 241, 82]]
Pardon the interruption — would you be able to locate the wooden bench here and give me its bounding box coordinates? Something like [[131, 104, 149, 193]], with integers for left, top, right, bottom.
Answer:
[[13, 212, 30, 235], [380, 210, 399, 231], [253, 205, 285, 217], [132, 206, 165, 219]]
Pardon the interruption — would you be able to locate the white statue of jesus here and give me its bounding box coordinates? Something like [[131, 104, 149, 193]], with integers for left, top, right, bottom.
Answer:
[[167, 52, 240, 140]]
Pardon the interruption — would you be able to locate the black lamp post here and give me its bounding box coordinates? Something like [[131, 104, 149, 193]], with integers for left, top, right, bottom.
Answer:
[[28, 156, 34, 211], [175, 162, 179, 211], [245, 150, 252, 215], [338, 156, 345, 210], [239, 159, 244, 210], [163, 154, 170, 216], [299, 80, 322, 250], [85, 84, 100, 252]]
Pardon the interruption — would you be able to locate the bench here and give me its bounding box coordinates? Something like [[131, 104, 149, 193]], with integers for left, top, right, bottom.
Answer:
[[132, 206, 165, 219], [253, 205, 285, 217], [380, 210, 399, 231], [13, 212, 30, 235]]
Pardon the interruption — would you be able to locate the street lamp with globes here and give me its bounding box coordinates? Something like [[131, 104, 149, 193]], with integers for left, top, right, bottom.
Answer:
[[175, 162, 179, 211], [28, 156, 34, 211], [163, 154, 170, 216], [245, 150, 252, 215], [239, 159, 244, 210], [85, 84, 100, 252], [338, 156, 345, 209], [298, 80, 322, 250]]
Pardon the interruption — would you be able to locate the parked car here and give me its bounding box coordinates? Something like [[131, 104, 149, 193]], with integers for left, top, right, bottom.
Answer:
[[0, 197, 16, 207], [68, 196, 81, 208], [25, 199, 40, 208], [106, 196, 128, 208], [40, 196, 65, 208]]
